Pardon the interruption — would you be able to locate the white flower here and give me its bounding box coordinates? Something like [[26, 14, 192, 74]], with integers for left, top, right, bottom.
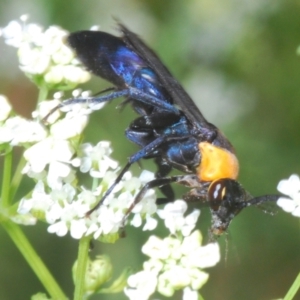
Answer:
[[0, 95, 12, 121], [124, 270, 158, 300], [157, 200, 200, 236], [50, 114, 88, 139], [277, 174, 300, 217], [142, 236, 173, 260], [44, 65, 64, 83], [17, 181, 54, 217], [77, 142, 119, 177], [42, 26, 70, 55], [0, 116, 47, 145], [183, 287, 199, 300], [46, 190, 89, 238], [0, 20, 22, 46], [48, 221, 69, 237], [62, 65, 91, 84], [142, 215, 158, 231], [180, 232, 220, 268], [131, 189, 157, 215], [19, 44, 51, 74], [158, 266, 193, 295], [23, 138, 73, 172], [23, 137, 75, 189], [138, 170, 156, 183]]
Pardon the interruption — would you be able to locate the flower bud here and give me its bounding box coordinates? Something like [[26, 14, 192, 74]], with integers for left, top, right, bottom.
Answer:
[[73, 255, 113, 294]]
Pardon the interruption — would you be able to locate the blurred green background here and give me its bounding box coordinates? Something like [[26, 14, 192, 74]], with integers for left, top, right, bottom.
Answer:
[[0, 0, 300, 299]]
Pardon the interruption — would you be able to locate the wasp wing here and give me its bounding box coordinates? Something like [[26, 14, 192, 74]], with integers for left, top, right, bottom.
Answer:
[[119, 24, 213, 131]]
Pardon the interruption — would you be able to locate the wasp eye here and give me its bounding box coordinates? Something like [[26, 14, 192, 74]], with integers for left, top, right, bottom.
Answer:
[[211, 182, 224, 200], [208, 179, 227, 210]]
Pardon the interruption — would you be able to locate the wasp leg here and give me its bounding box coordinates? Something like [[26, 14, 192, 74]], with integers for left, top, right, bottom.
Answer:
[[86, 161, 132, 215], [86, 135, 168, 215], [122, 174, 204, 224], [154, 157, 174, 205], [182, 182, 211, 204], [43, 87, 179, 122], [123, 176, 182, 223]]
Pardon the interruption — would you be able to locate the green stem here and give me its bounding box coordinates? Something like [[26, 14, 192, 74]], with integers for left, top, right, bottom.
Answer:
[[74, 236, 92, 300], [283, 272, 300, 300], [9, 154, 27, 201], [1, 146, 12, 208], [2, 221, 67, 299], [92, 178, 99, 191], [37, 83, 49, 105], [198, 293, 205, 300]]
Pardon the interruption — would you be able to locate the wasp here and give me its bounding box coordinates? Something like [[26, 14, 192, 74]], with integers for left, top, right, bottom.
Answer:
[[49, 23, 280, 237]]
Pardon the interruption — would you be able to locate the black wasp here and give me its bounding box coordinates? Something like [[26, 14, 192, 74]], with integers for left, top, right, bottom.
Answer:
[[48, 23, 280, 237]]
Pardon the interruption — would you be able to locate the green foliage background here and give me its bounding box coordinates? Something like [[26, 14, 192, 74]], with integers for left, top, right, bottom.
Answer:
[[0, 0, 299, 299]]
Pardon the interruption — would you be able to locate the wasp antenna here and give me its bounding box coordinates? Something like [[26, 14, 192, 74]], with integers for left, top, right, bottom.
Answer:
[[246, 194, 280, 207]]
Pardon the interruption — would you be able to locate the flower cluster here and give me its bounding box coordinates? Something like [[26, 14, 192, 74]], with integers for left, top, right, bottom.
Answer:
[[277, 174, 300, 217], [0, 15, 90, 89], [124, 200, 219, 299], [18, 134, 158, 239], [18, 172, 156, 239], [124, 230, 220, 299]]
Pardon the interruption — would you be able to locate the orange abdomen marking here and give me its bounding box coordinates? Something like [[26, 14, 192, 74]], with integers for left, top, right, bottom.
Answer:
[[197, 142, 239, 181]]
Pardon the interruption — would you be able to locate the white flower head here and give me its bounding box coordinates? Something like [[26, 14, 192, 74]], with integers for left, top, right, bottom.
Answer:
[[126, 230, 220, 299], [277, 174, 300, 217], [1, 16, 90, 88], [19, 136, 158, 240], [157, 200, 200, 236]]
